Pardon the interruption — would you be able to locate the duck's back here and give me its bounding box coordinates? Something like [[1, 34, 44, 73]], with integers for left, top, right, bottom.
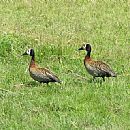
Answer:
[[29, 67, 61, 83], [84, 58, 116, 77]]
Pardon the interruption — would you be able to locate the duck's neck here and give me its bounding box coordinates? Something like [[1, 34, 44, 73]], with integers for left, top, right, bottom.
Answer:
[[85, 51, 91, 60], [30, 55, 36, 68]]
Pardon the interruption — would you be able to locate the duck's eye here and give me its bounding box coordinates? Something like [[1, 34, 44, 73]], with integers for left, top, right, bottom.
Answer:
[[27, 50, 30, 55]]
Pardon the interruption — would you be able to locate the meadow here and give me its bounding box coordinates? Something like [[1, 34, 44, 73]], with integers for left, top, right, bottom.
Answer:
[[0, 0, 130, 129]]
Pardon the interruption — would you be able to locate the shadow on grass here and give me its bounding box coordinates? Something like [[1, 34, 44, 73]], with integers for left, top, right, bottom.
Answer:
[[14, 81, 47, 88], [24, 81, 40, 87], [87, 78, 104, 84], [14, 81, 62, 90]]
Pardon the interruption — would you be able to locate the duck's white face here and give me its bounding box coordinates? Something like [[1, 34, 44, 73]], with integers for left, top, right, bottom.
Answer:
[[26, 49, 32, 55], [79, 43, 87, 50], [23, 48, 34, 56], [82, 44, 87, 50], [78, 43, 91, 51]]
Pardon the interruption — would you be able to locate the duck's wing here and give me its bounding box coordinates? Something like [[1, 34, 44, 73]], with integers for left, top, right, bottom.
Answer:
[[38, 68, 61, 83], [91, 61, 117, 77]]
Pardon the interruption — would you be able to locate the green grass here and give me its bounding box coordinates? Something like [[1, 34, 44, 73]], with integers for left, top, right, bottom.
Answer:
[[0, 0, 130, 129]]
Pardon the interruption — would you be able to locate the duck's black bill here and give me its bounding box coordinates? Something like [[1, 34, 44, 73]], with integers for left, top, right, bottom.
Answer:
[[22, 52, 27, 55], [78, 47, 83, 50]]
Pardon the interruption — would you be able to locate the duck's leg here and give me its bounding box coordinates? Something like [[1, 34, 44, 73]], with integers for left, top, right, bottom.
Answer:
[[93, 76, 95, 81], [39, 81, 49, 86], [46, 82, 49, 86], [40, 81, 43, 83], [102, 77, 105, 81]]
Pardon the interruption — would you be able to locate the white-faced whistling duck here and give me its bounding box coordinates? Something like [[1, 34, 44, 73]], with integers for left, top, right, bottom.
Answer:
[[78, 43, 117, 81], [23, 49, 61, 84]]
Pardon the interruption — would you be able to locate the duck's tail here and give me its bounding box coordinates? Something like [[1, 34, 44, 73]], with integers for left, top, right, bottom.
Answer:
[[56, 79, 62, 84], [111, 71, 117, 77]]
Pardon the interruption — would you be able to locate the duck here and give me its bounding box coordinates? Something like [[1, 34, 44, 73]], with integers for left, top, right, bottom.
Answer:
[[78, 43, 117, 81], [23, 48, 61, 84]]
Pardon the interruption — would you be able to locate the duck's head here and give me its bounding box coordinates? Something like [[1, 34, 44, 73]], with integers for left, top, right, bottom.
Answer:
[[78, 43, 91, 52], [23, 48, 35, 56]]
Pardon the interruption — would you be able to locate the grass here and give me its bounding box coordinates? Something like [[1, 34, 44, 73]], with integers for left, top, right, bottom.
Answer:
[[0, 0, 130, 129]]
